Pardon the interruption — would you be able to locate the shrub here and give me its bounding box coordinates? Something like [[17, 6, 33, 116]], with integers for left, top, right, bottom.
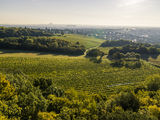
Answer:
[[147, 74, 160, 91], [149, 105, 160, 119], [86, 49, 104, 57], [115, 92, 140, 111], [37, 112, 57, 120]]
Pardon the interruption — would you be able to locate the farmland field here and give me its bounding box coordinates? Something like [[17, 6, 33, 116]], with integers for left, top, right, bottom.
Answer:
[[1, 49, 160, 94]]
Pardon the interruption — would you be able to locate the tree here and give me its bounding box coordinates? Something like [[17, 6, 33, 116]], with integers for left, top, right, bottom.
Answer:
[[0, 74, 21, 119], [86, 49, 104, 57], [112, 52, 124, 60], [115, 92, 140, 112]]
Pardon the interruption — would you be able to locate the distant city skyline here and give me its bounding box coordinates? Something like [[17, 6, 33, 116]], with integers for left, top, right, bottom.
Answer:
[[0, 0, 160, 27]]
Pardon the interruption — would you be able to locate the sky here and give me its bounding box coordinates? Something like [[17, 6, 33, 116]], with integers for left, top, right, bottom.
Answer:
[[0, 0, 160, 27]]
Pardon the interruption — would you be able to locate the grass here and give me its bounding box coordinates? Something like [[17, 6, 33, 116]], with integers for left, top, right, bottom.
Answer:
[[0, 49, 160, 94], [97, 47, 112, 55], [148, 55, 160, 65], [51, 34, 104, 49]]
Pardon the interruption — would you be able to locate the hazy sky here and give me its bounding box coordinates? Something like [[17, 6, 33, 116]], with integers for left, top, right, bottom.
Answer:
[[0, 0, 160, 27]]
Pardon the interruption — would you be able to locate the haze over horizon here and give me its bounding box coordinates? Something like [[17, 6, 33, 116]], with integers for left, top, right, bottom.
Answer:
[[0, 0, 160, 27]]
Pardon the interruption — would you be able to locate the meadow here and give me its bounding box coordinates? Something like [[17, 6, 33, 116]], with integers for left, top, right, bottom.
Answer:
[[51, 34, 104, 49], [149, 55, 160, 66], [1, 49, 160, 94]]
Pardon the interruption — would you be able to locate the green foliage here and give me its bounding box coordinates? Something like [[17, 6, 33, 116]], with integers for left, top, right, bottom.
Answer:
[[108, 44, 160, 61], [115, 92, 140, 111], [0, 27, 53, 37], [1, 73, 160, 120], [101, 40, 133, 47], [47, 95, 71, 113], [0, 36, 85, 55], [8, 74, 48, 120], [86, 49, 104, 57], [0, 112, 8, 120], [109, 49, 142, 69], [0, 74, 21, 119], [104, 111, 157, 120], [37, 112, 57, 120], [86, 49, 104, 64], [34, 77, 53, 91], [125, 61, 142, 69], [147, 74, 160, 91], [149, 105, 160, 119], [0, 74, 15, 100], [110, 60, 124, 67]]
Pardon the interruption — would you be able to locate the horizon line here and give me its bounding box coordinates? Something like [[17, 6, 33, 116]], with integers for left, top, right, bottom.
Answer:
[[1, 23, 160, 28]]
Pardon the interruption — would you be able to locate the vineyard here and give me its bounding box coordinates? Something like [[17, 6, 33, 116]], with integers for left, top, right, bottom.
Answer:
[[1, 49, 160, 94]]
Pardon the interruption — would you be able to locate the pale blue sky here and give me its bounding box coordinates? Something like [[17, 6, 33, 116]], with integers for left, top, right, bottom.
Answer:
[[0, 0, 160, 27]]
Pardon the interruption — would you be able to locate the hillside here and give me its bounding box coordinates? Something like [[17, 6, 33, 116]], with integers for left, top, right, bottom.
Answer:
[[0, 49, 160, 94], [51, 34, 104, 49]]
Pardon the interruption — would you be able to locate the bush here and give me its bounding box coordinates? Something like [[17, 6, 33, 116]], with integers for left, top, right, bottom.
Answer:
[[86, 49, 104, 57], [147, 74, 160, 91], [125, 61, 142, 69], [149, 105, 160, 119], [115, 92, 140, 112], [110, 60, 124, 67], [37, 112, 57, 120]]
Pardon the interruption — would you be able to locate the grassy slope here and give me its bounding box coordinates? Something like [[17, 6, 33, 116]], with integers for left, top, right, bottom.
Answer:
[[149, 55, 160, 65], [51, 34, 104, 49], [0, 49, 160, 94]]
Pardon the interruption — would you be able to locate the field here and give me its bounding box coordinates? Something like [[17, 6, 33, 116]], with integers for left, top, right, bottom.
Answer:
[[51, 34, 104, 49], [149, 55, 160, 66], [1, 49, 160, 94]]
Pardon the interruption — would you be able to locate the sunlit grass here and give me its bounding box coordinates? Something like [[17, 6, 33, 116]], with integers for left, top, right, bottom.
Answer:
[[51, 34, 104, 49], [0, 50, 160, 93]]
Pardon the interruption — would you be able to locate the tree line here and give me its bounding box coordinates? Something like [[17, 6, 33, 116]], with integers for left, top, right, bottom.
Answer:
[[108, 44, 160, 59], [106, 43, 160, 68], [100, 40, 152, 48], [100, 40, 134, 47], [0, 36, 86, 55], [0, 27, 55, 38]]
